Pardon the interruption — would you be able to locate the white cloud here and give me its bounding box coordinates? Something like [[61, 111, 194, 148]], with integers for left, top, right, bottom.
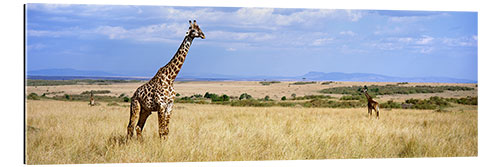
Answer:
[[27, 43, 46, 50], [339, 30, 356, 36], [420, 47, 433, 54], [27, 28, 77, 38], [415, 35, 434, 45], [208, 30, 275, 42], [441, 36, 477, 47], [311, 38, 334, 46], [346, 10, 363, 21], [396, 37, 412, 43], [226, 48, 237, 51]]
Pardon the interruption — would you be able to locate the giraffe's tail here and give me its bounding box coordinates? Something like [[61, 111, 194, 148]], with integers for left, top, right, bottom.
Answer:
[[376, 105, 380, 118]]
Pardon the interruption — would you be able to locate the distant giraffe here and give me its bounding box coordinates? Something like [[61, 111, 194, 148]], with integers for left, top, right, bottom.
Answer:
[[127, 20, 205, 139], [89, 91, 95, 106], [362, 86, 380, 118]]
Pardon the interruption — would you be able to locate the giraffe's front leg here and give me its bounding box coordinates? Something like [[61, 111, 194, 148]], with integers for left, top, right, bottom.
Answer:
[[158, 102, 173, 139]]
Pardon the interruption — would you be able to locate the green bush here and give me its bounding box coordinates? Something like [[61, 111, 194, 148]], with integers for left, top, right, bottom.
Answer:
[[340, 94, 364, 101], [321, 81, 333, 85], [123, 96, 130, 102], [293, 95, 332, 100], [320, 85, 473, 95], [446, 96, 477, 105], [403, 96, 450, 110], [81, 90, 111, 95], [281, 96, 287, 101], [239, 93, 252, 100], [380, 100, 402, 109], [302, 99, 363, 108], [292, 81, 316, 85], [27, 93, 40, 100], [259, 81, 280, 86]]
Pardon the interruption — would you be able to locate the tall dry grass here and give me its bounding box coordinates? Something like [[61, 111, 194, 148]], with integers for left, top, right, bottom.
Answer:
[[26, 99, 477, 164]]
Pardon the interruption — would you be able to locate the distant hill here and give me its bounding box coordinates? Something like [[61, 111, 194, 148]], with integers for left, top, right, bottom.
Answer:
[[28, 68, 120, 77], [299, 71, 477, 83], [26, 68, 477, 83]]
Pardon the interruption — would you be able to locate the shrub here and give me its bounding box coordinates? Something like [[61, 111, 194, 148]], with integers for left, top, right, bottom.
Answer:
[[320, 85, 473, 95], [239, 93, 252, 100], [27, 93, 40, 100], [340, 95, 363, 101], [81, 90, 111, 95], [192, 94, 203, 98], [123, 96, 130, 102], [281, 96, 287, 101], [259, 81, 280, 86], [446, 96, 477, 105], [176, 93, 181, 97], [293, 95, 332, 100], [292, 81, 316, 85], [321, 81, 333, 85], [380, 100, 402, 109], [403, 96, 450, 110]]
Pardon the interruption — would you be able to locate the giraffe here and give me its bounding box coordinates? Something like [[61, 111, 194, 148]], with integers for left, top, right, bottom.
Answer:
[[127, 20, 205, 139], [89, 91, 95, 106], [361, 86, 380, 119]]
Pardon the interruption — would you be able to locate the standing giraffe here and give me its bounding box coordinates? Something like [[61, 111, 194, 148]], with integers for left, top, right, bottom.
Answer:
[[127, 20, 205, 139], [361, 86, 380, 118], [89, 91, 95, 106]]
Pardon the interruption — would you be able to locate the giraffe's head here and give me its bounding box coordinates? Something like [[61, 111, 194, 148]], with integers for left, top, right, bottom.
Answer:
[[187, 20, 205, 39], [361, 85, 368, 93]]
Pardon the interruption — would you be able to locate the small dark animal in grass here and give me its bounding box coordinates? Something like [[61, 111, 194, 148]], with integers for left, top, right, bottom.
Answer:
[[361, 86, 380, 119]]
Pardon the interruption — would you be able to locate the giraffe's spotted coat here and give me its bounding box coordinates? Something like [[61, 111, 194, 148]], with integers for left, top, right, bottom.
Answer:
[[127, 20, 205, 139]]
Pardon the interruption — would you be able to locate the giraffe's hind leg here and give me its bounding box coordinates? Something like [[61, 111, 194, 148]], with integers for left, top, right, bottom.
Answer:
[[136, 110, 151, 138], [375, 105, 380, 119], [127, 99, 141, 138]]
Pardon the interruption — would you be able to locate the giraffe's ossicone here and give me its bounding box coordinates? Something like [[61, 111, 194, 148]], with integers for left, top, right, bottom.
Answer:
[[127, 20, 205, 139]]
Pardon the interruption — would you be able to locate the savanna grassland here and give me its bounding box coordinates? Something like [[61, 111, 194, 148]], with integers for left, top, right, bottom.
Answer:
[[25, 81, 478, 164]]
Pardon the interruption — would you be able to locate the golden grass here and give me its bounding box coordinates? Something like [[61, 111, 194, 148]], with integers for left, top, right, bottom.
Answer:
[[26, 99, 477, 164]]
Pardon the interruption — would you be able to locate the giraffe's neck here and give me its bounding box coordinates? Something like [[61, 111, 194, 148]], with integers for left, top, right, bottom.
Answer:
[[364, 91, 372, 101], [151, 36, 194, 84]]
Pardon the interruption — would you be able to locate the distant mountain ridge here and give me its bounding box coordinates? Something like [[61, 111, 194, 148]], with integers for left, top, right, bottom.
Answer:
[[299, 71, 476, 83], [28, 68, 121, 77], [27, 68, 477, 83]]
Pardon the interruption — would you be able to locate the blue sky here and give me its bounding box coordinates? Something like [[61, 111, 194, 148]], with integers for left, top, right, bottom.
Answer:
[[26, 4, 477, 80]]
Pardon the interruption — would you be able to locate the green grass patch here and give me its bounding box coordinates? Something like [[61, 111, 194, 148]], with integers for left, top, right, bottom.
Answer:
[[320, 85, 473, 95]]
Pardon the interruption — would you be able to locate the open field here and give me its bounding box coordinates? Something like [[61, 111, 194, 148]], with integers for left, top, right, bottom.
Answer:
[[26, 99, 477, 164], [25, 81, 478, 164], [27, 81, 477, 102]]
